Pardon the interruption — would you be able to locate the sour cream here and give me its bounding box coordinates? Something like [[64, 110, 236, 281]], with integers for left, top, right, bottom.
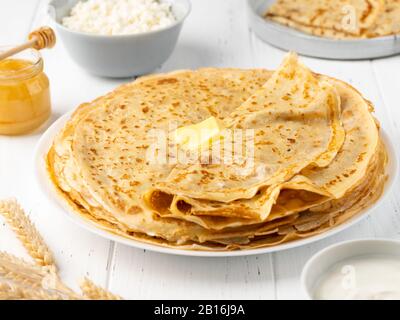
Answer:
[[313, 254, 400, 300]]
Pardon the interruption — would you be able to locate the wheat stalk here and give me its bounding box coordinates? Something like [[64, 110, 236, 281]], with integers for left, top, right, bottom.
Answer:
[[0, 199, 55, 267], [0, 199, 121, 300], [0, 252, 49, 288], [80, 278, 122, 300], [0, 252, 83, 299], [0, 282, 64, 300], [41, 273, 84, 300]]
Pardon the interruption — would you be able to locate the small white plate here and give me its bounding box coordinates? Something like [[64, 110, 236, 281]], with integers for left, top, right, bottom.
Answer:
[[34, 112, 398, 257], [301, 239, 400, 299], [247, 0, 400, 60]]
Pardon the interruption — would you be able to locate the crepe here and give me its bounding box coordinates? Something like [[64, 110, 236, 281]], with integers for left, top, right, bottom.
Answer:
[[266, 0, 384, 36], [48, 68, 277, 244], [46, 54, 388, 251], [147, 53, 345, 221], [265, 0, 400, 39], [47, 135, 386, 250], [365, 0, 400, 37], [267, 15, 361, 39], [146, 70, 378, 230]]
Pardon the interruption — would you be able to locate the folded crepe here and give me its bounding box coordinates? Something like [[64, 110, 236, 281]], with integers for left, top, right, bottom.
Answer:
[[46, 53, 387, 251], [146, 57, 379, 230], [147, 53, 345, 221]]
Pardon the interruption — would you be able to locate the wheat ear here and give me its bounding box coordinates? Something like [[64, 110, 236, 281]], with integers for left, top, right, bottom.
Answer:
[[80, 278, 122, 300], [0, 198, 123, 300], [0, 199, 55, 267], [0, 282, 65, 300], [0, 252, 49, 288], [0, 252, 82, 299]]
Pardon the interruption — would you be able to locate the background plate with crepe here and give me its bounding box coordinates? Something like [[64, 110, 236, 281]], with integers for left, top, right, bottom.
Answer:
[[247, 0, 400, 60]]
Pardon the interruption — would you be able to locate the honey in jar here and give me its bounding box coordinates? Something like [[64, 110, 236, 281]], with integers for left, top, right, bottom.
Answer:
[[0, 48, 51, 135]]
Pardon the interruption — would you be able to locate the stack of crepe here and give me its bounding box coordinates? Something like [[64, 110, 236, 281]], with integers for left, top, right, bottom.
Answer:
[[47, 53, 388, 251], [265, 0, 400, 39]]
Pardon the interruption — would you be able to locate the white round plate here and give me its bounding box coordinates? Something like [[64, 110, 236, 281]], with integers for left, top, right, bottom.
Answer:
[[34, 112, 398, 257], [247, 0, 400, 60]]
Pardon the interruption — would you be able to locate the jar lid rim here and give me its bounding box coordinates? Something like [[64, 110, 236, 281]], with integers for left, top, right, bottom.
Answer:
[[0, 47, 43, 80]]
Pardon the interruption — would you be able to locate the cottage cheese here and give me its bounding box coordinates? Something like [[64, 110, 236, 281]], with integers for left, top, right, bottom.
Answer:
[[62, 0, 176, 35]]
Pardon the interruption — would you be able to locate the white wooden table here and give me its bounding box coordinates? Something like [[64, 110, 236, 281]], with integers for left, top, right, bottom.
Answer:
[[1, 0, 399, 300]]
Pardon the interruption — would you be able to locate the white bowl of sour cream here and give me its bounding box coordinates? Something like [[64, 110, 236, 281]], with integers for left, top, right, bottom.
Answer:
[[302, 239, 400, 300]]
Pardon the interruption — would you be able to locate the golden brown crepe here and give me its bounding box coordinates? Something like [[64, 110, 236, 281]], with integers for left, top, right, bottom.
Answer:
[[365, 0, 400, 37], [147, 53, 345, 220], [145, 70, 380, 232], [267, 15, 361, 39], [266, 0, 384, 36], [265, 0, 400, 39], [46, 54, 388, 251]]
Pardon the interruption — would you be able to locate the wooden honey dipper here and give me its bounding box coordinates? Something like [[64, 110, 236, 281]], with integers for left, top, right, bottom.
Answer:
[[0, 27, 56, 61]]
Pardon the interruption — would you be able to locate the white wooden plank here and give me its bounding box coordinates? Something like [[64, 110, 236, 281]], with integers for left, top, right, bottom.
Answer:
[[109, 246, 275, 300], [161, 0, 255, 71]]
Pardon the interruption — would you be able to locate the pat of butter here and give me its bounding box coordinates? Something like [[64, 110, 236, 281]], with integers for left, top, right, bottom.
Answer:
[[174, 117, 224, 150]]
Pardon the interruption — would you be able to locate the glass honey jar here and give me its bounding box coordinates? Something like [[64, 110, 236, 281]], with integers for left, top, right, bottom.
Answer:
[[0, 47, 51, 135]]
